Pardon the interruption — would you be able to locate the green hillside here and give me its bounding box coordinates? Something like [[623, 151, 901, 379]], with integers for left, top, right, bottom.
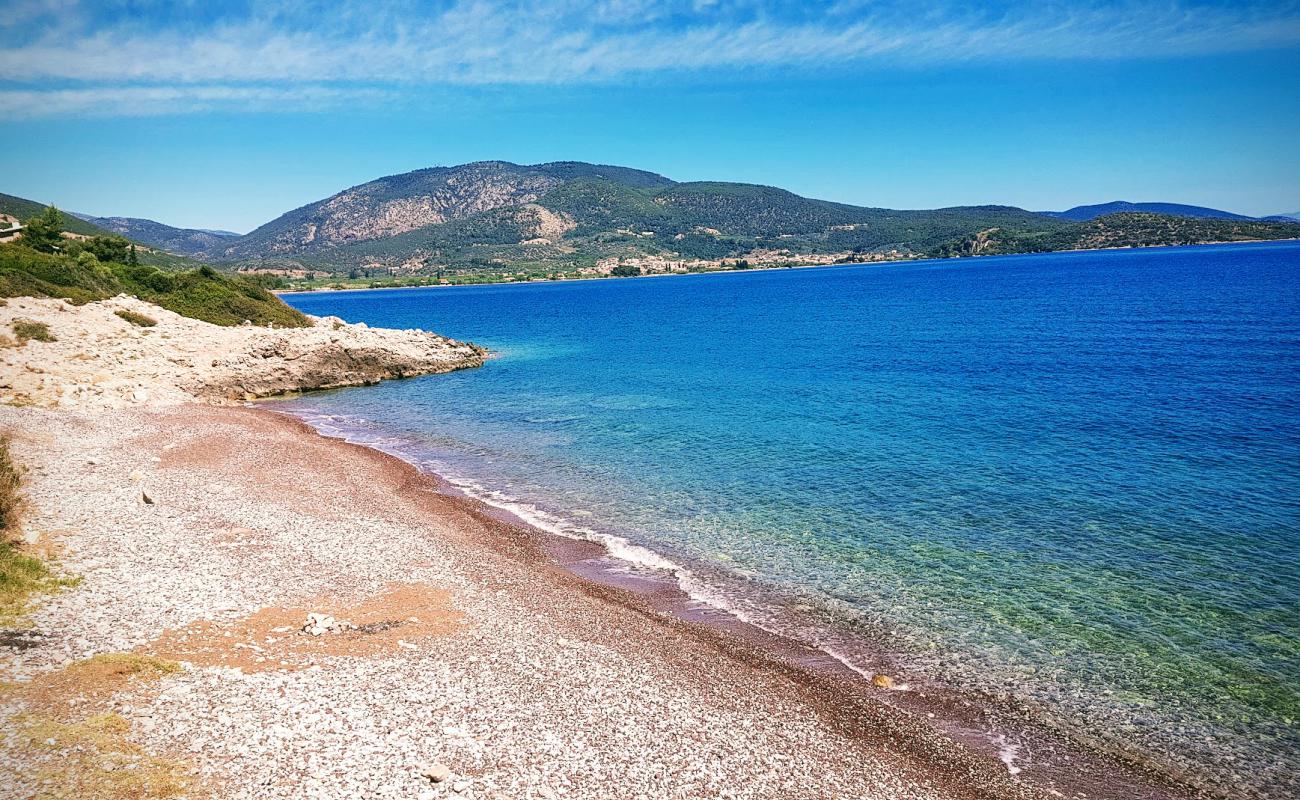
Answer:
[[1, 193, 204, 271], [13, 163, 1300, 285], [242, 176, 1081, 275], [0, 210, 308, 327], [928, 213, 1300, 257], [1, 193, 114, 238]]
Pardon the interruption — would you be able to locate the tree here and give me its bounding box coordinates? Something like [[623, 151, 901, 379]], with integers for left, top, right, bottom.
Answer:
[[86, 235, 132, 264], [128, 244, 139, 266], [611, 264, 641, 277], [20, 206, 65, 253]]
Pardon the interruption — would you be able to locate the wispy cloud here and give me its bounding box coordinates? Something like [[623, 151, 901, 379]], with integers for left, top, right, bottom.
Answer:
[[0, 85, 397, 119], [3, 0, 1299, 116]]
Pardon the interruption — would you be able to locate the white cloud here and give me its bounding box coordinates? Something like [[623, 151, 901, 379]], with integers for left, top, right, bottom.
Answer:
[[1, 1, 1297, 116], [0, 85, 396, 118]]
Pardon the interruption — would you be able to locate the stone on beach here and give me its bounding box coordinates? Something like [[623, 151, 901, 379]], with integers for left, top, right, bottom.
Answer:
[[301, 612, 353, 636]]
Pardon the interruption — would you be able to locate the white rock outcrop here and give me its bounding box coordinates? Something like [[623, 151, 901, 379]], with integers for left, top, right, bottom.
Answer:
[[0, 295, 485, 408]]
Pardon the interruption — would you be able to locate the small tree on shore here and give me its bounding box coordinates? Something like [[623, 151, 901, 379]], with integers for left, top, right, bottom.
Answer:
[[20, 206, 65, 253]]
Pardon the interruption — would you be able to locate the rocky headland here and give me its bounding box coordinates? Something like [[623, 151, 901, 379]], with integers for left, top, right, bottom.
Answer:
[[0, 295, 485, 408]]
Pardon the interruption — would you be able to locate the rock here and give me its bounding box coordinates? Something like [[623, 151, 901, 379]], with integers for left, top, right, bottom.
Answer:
[[420, 762, 451, 783], [870, 674, 895, 689], [141, 489, 155, 505], [452, 779, 471, 793], [301, 612, 353, 636]]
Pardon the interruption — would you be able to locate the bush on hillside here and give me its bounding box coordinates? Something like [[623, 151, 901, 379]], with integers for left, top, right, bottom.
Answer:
[[114, 309, 157, 327], [12, 319, 55, 343], [0, 243, 310, 328]]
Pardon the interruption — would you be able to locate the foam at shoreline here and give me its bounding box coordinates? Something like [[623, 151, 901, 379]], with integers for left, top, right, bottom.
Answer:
[[279, 409, 869, 670]]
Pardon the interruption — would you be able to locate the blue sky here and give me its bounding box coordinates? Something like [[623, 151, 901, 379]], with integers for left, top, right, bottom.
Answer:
[[2, 0, 1298, 232]]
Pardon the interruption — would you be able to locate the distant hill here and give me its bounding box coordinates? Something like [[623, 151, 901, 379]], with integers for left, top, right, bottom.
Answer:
[[0, 192, 203, 271], [1, 192, 117, 238], [1264, 212, 1300, 222], [1042, 201, 1255, 222], [929, 212, 1300, 258], [72, 214, 241, 259], [11, 169, 1300, 280]]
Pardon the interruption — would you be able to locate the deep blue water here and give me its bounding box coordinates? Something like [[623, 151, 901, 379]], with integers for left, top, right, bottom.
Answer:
[[280, 242, 1300, 794]]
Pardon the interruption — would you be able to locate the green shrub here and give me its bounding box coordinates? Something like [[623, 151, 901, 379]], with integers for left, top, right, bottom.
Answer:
[[0, 243, 310, 328], [0, 437, 73, 626], [0, 438, 19, 534], [12, 319, 55, 343], [114, 309, 156, 327]]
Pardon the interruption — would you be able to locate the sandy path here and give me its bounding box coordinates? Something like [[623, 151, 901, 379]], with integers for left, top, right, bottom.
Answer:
[[0, 403, 1045, 800]]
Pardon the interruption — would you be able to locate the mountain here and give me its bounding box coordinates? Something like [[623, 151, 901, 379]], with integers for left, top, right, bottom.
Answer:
[[72, 214, 241, 259], [1042, 201, 1255, 222], [1263, 212, 1300, 222], [217, 161, 675, 261], [12, 168, 1300, 281], [210, 160, 1075, 272]]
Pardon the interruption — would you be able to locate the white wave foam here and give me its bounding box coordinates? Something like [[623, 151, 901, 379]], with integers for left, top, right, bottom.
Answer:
[[278, 408, 887, 692]]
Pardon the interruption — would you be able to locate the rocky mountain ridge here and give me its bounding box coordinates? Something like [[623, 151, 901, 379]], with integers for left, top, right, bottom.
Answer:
[[7, 163, 1299, 277]]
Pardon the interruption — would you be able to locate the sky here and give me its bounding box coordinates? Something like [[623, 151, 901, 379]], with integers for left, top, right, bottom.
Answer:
[[1, 0, 1298, 233]]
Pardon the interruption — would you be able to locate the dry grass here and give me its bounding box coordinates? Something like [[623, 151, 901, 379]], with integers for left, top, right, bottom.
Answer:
[[114, 309, 157, 328], [1, 654, 193, 799], [17, 653, 181, 719], [12, 318, 56, 343], [13, 712, 192, 799], [1, 436, 75, 625], [0, 435, 20, 532]]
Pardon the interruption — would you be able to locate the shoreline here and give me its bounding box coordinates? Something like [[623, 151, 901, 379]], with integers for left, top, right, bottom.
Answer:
[[1, 399, 1211, 799], [0, 287, 1262, 798], [272, 237, 1300, 295], [0, 403, 1026, 799], [270, 405, 1212, 800]]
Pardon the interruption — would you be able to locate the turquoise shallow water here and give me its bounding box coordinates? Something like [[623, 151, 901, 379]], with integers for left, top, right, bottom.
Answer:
[[280, 241, 1300, 796]]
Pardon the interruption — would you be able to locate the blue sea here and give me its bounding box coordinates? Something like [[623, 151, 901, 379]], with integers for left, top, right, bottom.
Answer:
[[280, 241, 1300, 797]]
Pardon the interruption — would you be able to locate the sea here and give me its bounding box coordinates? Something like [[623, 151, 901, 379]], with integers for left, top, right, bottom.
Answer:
[[278, 241, 1300, 798]]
